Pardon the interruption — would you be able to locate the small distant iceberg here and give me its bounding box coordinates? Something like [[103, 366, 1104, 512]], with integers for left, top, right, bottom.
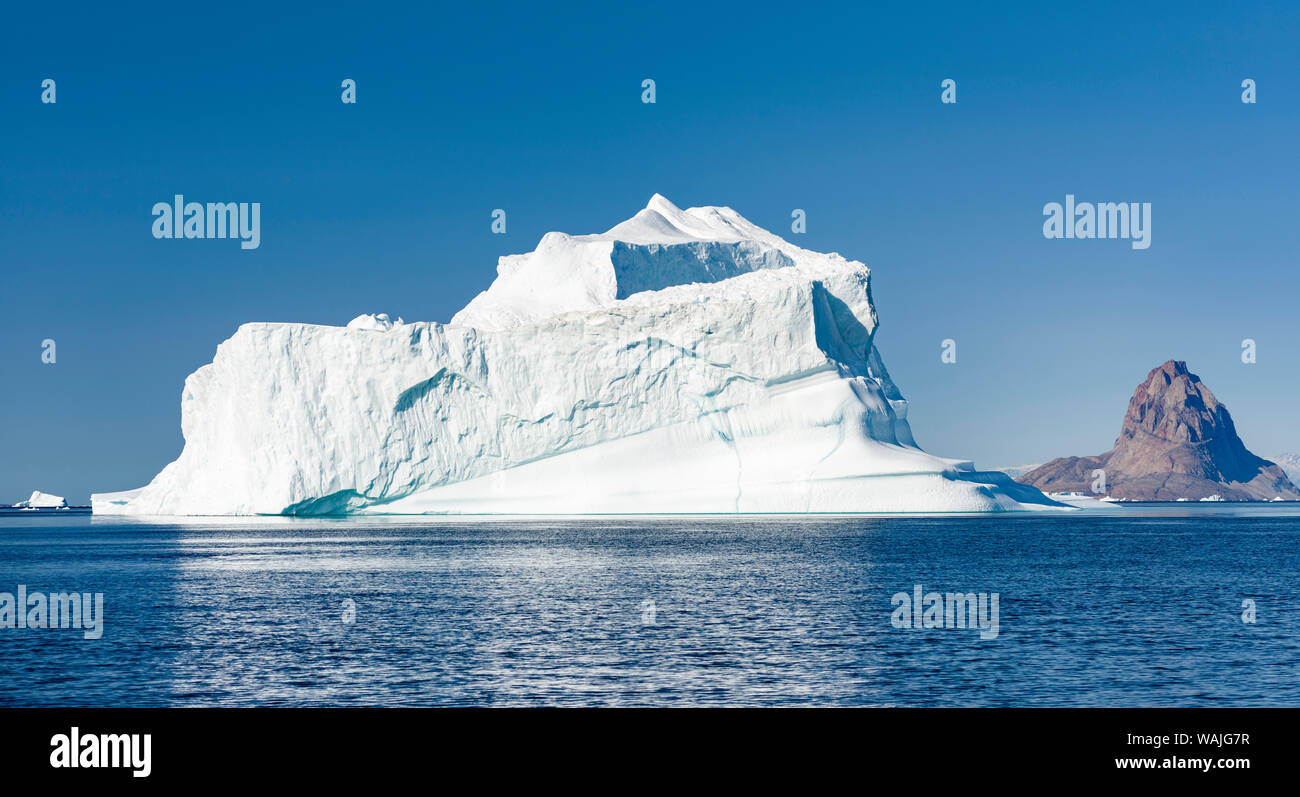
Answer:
[[1045, 491, 1122, 510], [13, 491, 68, 509]]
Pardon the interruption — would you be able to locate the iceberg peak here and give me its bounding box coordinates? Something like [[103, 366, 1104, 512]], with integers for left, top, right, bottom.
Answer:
[[645, 192, 679, 214], [452, 194, 853, 330], [596, 193, 756, 245]]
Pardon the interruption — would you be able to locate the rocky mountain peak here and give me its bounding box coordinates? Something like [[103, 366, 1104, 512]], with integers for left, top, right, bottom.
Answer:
[[1121, 359, 1227, 446], [1019, 360, 1298, 501]]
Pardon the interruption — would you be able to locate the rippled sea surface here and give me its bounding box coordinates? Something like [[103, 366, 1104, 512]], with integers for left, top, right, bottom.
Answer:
[[2, 506, 1298, 706]]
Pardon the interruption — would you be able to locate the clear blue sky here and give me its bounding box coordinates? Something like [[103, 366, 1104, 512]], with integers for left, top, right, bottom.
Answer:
[[3, 1, 1298, 503]]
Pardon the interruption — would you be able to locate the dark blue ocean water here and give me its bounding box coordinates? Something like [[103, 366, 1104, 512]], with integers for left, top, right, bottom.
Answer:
[[1, 507, 1298, 706]]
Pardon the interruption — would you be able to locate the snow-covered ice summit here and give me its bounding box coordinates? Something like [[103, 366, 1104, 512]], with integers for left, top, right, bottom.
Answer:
[[93, 194, 1063, 515]]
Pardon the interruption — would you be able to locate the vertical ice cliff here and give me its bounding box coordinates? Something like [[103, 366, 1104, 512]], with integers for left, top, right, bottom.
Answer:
[[93, 195, 1063, 515]]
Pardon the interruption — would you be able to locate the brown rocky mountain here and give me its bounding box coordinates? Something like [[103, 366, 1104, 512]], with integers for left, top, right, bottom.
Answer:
[[1018, 360, 1299, 501]]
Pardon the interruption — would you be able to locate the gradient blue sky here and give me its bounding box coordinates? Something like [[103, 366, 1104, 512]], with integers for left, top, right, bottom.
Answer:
[[3, 1, 1298, 502]]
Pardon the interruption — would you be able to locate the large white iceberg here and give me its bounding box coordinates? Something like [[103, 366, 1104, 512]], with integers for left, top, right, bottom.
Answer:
[[94, 195, 1062, 515]]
